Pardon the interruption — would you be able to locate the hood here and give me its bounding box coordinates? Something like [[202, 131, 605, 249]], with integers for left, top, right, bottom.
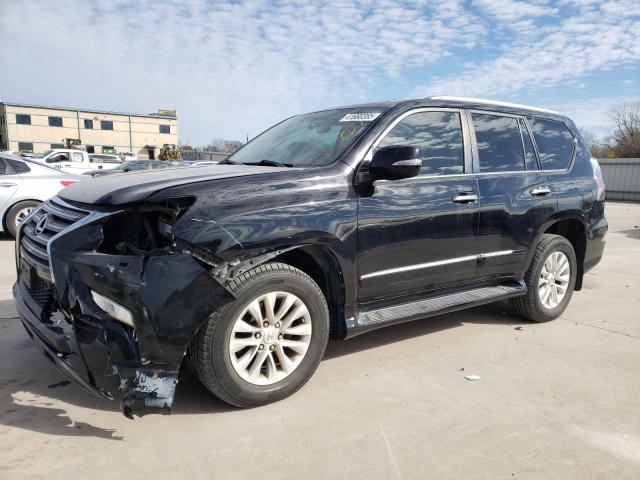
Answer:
[[58, 164, 279, 206]]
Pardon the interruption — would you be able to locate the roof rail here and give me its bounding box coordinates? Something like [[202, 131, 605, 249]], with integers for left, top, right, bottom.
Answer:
[[428, 96, 560, 115]]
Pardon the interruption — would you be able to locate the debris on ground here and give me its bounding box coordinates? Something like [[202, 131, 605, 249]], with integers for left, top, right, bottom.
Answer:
[[515, 326, 523, 330], [464, 375, 481, 381]]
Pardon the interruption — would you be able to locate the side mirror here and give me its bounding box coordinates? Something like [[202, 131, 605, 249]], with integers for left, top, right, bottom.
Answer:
[[369, 145, 421, 181]]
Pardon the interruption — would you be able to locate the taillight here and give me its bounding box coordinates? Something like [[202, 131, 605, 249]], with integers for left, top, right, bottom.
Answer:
[[590, 158, 605, 201], [60, 180, 76, 187]]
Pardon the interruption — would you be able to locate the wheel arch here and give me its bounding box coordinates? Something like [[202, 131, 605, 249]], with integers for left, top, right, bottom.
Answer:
[[543, 217, 586, 290], [272, 245, 347, 340]]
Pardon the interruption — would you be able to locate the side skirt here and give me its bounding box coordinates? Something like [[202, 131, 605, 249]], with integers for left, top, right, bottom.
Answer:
[[346, 280, 526, 338]]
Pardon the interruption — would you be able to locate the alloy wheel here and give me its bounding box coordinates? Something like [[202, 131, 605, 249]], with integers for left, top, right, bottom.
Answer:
[[15, 207, 35, 228], [229, 291, 312, 385], [538, 251, 570, 309]]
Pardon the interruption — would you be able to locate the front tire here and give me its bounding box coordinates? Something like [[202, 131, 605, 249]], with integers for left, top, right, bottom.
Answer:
[[511, 234, 577, 322], [6, 200, 40, 237], [192, 262, 329, 407]]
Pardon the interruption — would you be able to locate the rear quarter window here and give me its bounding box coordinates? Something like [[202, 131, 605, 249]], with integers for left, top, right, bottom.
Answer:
[[528, 118, 575, 170], [5, 158, 31, 174]]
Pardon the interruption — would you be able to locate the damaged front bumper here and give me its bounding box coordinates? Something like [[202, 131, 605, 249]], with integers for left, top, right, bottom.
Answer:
[[14, 197, 234, 418]]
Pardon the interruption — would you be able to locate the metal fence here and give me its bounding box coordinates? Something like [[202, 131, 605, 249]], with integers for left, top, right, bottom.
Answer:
[[179, 150, 230, 162], [598, 158, 640, 202]]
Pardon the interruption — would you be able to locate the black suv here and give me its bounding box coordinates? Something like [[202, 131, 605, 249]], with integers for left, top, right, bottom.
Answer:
[[14, 97, 607, 417]]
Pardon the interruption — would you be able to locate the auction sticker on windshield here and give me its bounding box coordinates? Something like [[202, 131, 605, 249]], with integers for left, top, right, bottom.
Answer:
[[339, 112, 381, 122]]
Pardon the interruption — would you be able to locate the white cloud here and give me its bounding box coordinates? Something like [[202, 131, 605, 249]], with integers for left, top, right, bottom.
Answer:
[[0, 0, 638, 143], [0, 0, 483, 143], [414, 0, 640, 99], [472, 0, 558, 22]]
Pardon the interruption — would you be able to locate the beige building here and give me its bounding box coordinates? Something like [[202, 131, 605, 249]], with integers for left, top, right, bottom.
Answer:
[[0, 102, 178, 159]]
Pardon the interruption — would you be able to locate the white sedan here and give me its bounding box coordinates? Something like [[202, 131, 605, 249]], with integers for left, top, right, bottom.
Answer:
[[0, 152, 83, 237]]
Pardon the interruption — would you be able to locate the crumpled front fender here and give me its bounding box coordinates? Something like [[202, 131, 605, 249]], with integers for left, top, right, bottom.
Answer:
[[48, 220, 234, 417]]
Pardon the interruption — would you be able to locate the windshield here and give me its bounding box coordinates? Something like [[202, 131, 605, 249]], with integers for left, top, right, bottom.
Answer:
[[116, 161, 139, 170], [228, 107, 386, 167], [35, 149, 54, 158]]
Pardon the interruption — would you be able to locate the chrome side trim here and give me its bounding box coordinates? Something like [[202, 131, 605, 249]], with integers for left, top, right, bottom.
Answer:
[[360, 250, 515, 280]]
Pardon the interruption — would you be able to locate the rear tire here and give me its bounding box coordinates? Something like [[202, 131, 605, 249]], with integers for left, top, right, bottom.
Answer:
[[192, 262, 330, 407], [511, 234, 577, 322], [6, 200, 40, 237]]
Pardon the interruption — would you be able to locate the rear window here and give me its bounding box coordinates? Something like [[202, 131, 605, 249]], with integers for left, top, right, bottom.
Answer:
[[6, 158, 30, 173], [472, 113, 524, 172], [528, 118, 575, 170]]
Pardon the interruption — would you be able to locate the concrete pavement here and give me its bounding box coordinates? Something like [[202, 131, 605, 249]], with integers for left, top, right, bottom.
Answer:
[[1, 203, 639, 479]]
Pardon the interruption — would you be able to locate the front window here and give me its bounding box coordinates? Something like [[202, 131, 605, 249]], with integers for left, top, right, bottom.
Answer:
[[35, 149, 53, 158], [228, 108, 386, 168], [377, 111, 465, 176]]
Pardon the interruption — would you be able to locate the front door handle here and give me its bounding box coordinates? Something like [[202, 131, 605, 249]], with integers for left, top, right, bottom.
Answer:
[[0, 182, 17, 188], [452, 192, 478, 204], [530, 186, 551, 196]]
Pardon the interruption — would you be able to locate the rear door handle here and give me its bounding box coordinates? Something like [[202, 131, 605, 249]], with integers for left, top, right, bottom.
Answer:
[[452, 193, 478, 204], [0, 182, 17, 188], [530, 186, 551, 196]]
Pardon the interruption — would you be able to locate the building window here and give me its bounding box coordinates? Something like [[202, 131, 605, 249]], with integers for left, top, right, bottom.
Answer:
[[50, 143, 64, 149], [86, 145, 95, 153], [101, 120, 114, 130], [48, 116, 63, 127], [18, 142, 34, 152], [16, 114, 31, 125], [84, 119, 94, 129], [159, 124, 170, 134]]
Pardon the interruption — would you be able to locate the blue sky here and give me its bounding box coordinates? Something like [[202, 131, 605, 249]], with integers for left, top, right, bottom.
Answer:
[[1, 0, 638, 145]]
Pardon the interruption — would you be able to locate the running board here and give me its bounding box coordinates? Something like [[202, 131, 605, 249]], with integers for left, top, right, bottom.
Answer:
[[348, 282, 526, 337]]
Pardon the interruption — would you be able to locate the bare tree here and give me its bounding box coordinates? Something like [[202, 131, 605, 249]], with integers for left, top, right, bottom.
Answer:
[[580, 130, 610, 158], [608, 101, 640, 158], [206, 138, 243, 153]]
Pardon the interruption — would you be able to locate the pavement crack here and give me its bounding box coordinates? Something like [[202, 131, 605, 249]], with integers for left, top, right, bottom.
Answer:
[[570, 320, 640, 341], [379, 424, 402, 479]]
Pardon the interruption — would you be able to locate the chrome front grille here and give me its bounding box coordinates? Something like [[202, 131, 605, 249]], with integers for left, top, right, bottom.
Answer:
[[19, 197, 89, 281]]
